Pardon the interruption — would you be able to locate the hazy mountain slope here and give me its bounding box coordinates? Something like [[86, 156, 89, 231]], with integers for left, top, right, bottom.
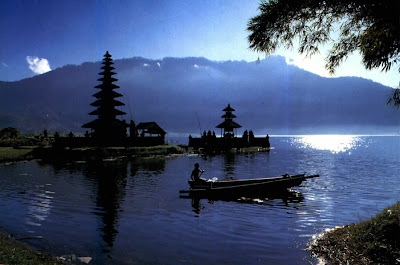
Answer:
[[0, 56, 397, 135]]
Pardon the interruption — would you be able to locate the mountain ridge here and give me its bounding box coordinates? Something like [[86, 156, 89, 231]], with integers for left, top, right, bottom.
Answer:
[[0, 55, 398, 136]]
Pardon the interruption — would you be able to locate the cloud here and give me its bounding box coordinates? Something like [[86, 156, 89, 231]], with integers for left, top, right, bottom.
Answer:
[[193, 64, 208, 70], [1, 62, 8, 68], [284, 55, 330, 77], [26, 56, 51, 74]]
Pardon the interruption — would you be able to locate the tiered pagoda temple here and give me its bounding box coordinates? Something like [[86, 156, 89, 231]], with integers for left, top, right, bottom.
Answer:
[[216, 104, 242, 138], [53, 51, 166, 148], [189, 103, 270, 151], [82, 51, 128, 145]]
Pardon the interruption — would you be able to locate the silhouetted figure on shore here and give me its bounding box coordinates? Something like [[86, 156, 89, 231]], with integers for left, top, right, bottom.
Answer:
[[191, 163, 205, 183]]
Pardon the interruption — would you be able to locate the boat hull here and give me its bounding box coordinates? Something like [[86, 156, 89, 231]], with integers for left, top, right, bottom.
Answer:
[[182, 174, 319, 199]]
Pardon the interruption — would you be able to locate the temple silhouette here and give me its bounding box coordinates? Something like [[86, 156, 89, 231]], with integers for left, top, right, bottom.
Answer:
[[54, 52, 269, 150], [55, 51, 166, 147], [216, 104, 242, 138], [189, 104, 270, 151], [82, 51, 128, 145]]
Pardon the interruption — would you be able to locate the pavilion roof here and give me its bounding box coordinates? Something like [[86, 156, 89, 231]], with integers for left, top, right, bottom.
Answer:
[[136, 122, 166, 135]]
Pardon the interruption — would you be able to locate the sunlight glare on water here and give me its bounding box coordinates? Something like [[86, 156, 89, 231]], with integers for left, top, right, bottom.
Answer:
[[293, 135, 362, 154]]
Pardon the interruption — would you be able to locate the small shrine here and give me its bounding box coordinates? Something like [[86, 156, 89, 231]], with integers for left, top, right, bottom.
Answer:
[[216, 104, 242, 138], [189, 103, 270, 151]]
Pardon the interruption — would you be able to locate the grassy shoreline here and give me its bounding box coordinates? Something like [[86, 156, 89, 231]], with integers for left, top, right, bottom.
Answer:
[[0, 145, 186, 163], [309, 201, 400, 264], [0, 229, 68, 265], [0, 146, 35, 163]]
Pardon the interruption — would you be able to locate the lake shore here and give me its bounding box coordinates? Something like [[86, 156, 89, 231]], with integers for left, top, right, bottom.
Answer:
[[0, 145, 187, 163], [0, 146, 35, 163], [0, 229, 69, 265], [308, 201, 400, 264]]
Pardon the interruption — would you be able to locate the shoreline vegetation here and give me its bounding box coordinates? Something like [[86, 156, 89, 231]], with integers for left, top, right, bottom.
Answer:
[[0, 145, 187, 164], [0, 229, 69, 265], [308, 202, 400, 264]]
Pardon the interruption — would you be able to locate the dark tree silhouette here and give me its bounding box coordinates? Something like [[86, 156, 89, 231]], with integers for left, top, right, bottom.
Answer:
[[0, 127, 21, 138], [247, 0, 400, 105]]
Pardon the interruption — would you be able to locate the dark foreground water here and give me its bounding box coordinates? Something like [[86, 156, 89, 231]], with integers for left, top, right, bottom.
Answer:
[[0, 136, 399, 264]]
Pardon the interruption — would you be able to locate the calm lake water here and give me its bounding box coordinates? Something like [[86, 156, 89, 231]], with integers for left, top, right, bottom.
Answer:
[[0, 136, 399, 264]]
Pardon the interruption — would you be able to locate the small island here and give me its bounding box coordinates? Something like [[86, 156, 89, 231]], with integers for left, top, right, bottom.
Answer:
[[189, 104, 270, 153]]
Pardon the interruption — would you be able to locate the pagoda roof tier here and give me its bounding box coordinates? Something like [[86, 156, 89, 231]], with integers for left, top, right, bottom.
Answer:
[[216, 120, 242, 129], [94, 83, 120, 89], [90, 99, 125, 107], [223, 104, 235, 112], [103, 54, 112, 60], [97, 77, 118, 82], [98, 71, 117, 76], [93, 90, 123, 98], [101, 65, 115, 70], [221, 113, 237, 119], [101, 61, 114, 65], [82, 118, 127, 129], [89, 108, 126, 116]]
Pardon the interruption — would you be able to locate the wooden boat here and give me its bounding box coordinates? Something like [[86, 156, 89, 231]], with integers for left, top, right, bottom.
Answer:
[[179, 173, 319, 198]]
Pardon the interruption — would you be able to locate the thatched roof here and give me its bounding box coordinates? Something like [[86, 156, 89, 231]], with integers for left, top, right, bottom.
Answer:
[[136, 122, 166, 135]]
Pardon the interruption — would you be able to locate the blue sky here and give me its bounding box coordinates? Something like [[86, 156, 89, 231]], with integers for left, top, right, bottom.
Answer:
[[0, 0, 398, 88]]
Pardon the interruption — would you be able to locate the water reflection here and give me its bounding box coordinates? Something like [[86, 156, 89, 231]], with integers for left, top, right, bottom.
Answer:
[[133, 157, 166, 172], [185, 190, 305, 214], [36, 158, 167, 255], [223, 153, 236, 179], [84, 161, 128, 252], [292, 135, 362, 154], [191, 198, 204, 215], [26, 186, 53, 228]]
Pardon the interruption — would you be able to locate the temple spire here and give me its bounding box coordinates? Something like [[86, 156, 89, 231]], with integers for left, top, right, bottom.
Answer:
[[216, 104, 242, 138], [82, 51, 127, 144]]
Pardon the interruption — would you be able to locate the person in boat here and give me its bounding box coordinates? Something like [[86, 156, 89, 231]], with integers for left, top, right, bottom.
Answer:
[[191, 163, 206, 182]]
